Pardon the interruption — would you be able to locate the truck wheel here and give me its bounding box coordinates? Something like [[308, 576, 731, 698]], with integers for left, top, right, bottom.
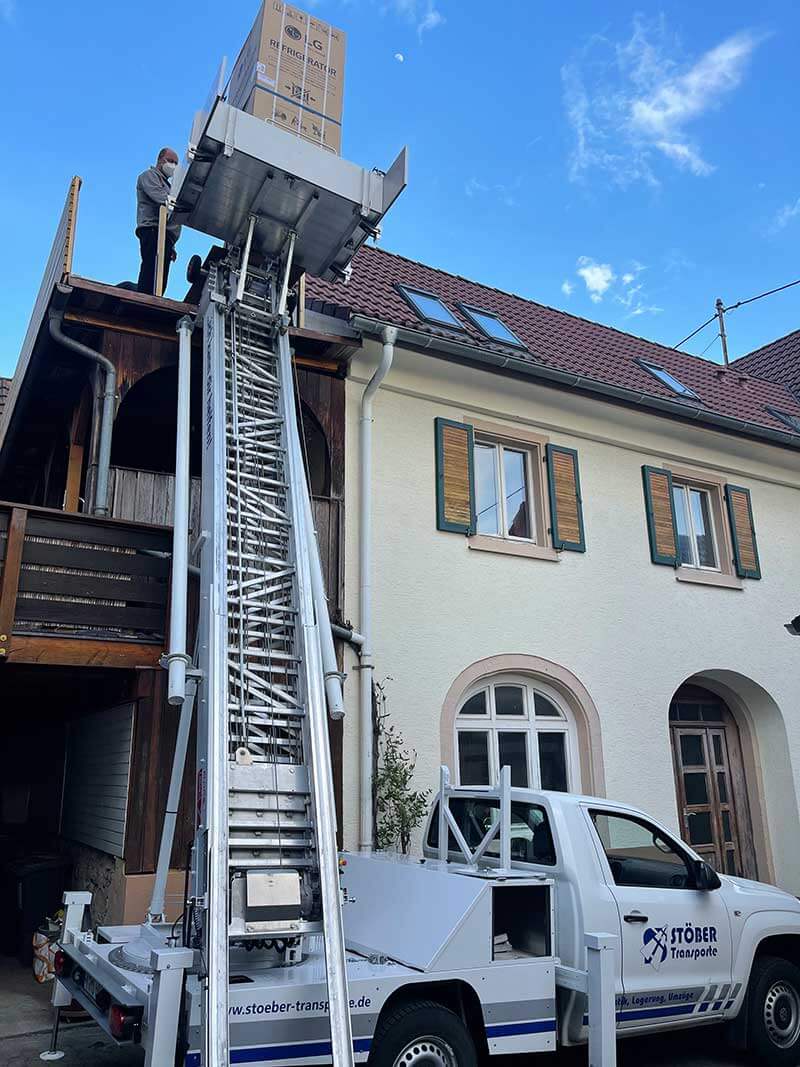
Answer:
[[748, 955, 800, 1064], [369, 999, 478, 1067]]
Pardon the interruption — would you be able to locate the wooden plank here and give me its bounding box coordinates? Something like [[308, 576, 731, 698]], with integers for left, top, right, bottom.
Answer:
[[6, 635, 162, 667], [17, 567, 167, 605], [64, 309, 183, 344], [0, 507, 27, 659], [68, 275, 196, 314], [14, 596, 164, 631], [25, 514, 170, 552], [21, 539, 169, 577]]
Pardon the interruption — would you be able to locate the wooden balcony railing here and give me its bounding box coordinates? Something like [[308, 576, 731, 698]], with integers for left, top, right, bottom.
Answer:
[[0, 502, 171, 664]]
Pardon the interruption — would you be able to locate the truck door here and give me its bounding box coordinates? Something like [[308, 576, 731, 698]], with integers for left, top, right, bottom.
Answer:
[[587, 808, 732, 1030]]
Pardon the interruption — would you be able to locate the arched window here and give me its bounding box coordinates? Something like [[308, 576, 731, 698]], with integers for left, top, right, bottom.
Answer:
[[455, 675, 579, 792]]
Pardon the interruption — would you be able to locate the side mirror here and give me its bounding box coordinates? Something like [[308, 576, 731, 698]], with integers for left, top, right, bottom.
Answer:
[[692, 858, 722, 891]]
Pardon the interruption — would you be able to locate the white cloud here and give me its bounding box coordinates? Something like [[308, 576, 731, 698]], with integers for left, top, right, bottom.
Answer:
[[394, 52, 405, 63], [773, 197, 800, 231], [464, 175, 519, 207], [561, 280, 574, 297], [384, 0, 444, 39], [563, 18, 765, 185], [621, 272, 635, 285], [576, 256, 615, 302]]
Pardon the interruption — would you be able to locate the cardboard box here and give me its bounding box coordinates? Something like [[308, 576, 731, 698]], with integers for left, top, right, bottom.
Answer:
[[228, 1, 346, 154]]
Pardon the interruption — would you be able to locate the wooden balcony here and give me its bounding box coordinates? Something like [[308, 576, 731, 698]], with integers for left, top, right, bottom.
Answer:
[[0, 502, 171, 667]]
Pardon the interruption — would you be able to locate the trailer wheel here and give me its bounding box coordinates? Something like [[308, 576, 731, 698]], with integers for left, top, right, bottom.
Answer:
[[370, 999, 477, 1067], [747, 955, 800, 1064]]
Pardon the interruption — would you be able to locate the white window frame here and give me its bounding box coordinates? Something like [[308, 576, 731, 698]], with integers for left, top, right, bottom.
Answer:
[[454, 675, 580, 792], [474, 437, 539, 544], [672, 482, 721, 572]]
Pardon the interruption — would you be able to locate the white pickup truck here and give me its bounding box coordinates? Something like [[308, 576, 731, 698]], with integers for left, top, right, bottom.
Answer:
[[53, 771, 800, 1067], [418, 781, 800, 1066]]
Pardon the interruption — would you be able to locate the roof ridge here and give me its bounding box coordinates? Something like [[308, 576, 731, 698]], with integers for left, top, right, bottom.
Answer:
[[733, 325, 800, 364], [359, 243, 731, 375]]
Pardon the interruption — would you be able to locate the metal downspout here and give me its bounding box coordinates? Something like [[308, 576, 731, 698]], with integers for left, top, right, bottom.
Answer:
[[164, 316, 195, 706], [48, 310, 116, 516], [358, 325, 396, 851]]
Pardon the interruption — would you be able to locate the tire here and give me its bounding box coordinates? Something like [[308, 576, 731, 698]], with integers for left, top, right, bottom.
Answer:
[[369, 999, 478, 1067], [747, 955, 800, 1065]]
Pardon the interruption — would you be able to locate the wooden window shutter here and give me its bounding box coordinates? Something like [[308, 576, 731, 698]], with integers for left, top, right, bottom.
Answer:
[[725, 485, 761, 579], [434, 418, 475, 534], [641, 465, 679, 566], [546, 444, 585, 552]]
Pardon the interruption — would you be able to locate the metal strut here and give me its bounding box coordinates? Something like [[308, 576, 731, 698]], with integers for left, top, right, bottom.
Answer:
[[198, 250, 353, 1066]]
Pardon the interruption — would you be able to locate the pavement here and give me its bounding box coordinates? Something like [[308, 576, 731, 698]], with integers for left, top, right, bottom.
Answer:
[[1, 1022, 753, 1067]]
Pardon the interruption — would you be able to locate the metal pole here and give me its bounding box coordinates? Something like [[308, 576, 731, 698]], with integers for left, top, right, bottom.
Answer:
[[235, 215, 257, 304], [165, 316, 194, 705], [155, 205, 168, 298], [586, 933, 618, 1067], [358, 326, 396, 850], [278, 232, 297, 318], [715, 298, 730, 367], [147, 675, 198, 922]]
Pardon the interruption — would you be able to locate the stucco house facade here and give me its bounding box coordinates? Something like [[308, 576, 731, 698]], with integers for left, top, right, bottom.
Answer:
[[306, 245, 800, 892]]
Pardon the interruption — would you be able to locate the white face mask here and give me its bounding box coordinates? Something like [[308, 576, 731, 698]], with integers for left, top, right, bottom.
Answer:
[[161, 160, 177, 177]]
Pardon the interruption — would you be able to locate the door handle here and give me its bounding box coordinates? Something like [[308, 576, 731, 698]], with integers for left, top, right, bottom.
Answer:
[[624, 912, 648, 924]]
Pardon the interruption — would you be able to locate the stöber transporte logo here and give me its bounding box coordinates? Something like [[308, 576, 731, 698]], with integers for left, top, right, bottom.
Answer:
[[641, 923, 720, 969]]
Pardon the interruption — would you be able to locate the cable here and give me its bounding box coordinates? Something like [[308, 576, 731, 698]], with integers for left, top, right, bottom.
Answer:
[[698, 334, 719, 359], [674, 275, 800, 351], [724, 276, 800, 313], [674, 315, 717, 350]]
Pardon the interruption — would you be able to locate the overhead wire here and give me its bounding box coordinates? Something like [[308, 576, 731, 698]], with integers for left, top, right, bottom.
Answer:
[[674, 275, 800, 352]]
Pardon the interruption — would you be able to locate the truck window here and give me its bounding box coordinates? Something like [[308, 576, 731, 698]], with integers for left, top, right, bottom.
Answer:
[[426, 798, 556, 865], [590, 810, 694, 890]]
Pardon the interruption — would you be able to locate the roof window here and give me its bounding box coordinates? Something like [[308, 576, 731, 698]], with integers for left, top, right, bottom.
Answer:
[[637, 359, 700, 400], [458, 304, 525, 347], [396, 285, 464, 329], [766, 406, 800, 433]]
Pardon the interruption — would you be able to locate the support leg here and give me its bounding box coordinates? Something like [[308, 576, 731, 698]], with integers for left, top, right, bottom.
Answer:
[[586, 932, 617, 1067], [39, 1006, 64, 1061]]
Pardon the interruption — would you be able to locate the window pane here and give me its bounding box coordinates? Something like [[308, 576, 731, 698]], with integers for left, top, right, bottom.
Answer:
[[680, 734, 705, 767], [459, 691, 487, 716], [538, 733, 568, 792], [458, 731, 490, 785], [701, 702, 724, 722], [475, 444, 500, 535], [498, 732, 529, 787], [502, 449, 531, 538], [495, 685, 525, 716], [717, 772, 728, 804], [725, 849, 737, 875], [591, 812, 692, 889], [712, 734, 723, 766], [722, 811, 733, 842], [400, 287, 462, 328], [534, 693, 561, 717], [683, 772, 708, 805], [672, 486, 694, 565], [690, 489, 717, 568], [687, 811, 713, 845], [463, 307, 524, 346], [441, 797, 556, 864]]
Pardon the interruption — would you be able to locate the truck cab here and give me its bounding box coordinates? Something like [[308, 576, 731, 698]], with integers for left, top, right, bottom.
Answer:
[[423, 786, 800, 1064]]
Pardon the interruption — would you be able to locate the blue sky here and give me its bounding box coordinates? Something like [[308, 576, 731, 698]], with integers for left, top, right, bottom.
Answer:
[[1, 0, 800, 377]]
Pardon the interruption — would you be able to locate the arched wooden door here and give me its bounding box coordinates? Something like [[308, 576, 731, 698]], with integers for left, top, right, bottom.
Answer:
[[669, 684, 758, 880]]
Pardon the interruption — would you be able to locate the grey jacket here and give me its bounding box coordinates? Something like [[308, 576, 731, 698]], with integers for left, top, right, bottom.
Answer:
[[136, 166, 182, 239]]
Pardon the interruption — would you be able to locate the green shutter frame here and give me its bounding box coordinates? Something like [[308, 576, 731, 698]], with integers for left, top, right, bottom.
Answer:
[[545, 444, 586, 552], [725, 484, 761, 579], [434, 417, 475, 534], [642, 465, 680, 567]]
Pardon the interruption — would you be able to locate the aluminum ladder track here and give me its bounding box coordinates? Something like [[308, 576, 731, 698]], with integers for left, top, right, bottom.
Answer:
[[200, 261, 353, 1066]]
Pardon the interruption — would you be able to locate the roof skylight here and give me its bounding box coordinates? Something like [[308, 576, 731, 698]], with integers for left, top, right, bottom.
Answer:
[[458, 304, 525, 347], [766, 406, 800, 433], [396, 285, 464, 329], [637, 359, 700, 400]]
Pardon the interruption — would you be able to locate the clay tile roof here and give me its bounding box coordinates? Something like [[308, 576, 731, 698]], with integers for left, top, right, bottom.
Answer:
[[733, 329, 800, 397], [306, 244, 800, 441], [0, 378, 10, 421]]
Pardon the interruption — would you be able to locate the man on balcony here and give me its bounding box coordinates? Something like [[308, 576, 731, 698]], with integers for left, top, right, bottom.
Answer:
[[135, 148, 182, 296]]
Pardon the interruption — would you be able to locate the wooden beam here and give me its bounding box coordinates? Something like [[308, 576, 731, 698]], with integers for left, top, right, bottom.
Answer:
[[63, 386, 92, 513], [6, 635, 163, 668], [0, 507, 27, 660], [63, 310, 186, 345], [67, 276, 196, 315], [289, 326, 361, 349]]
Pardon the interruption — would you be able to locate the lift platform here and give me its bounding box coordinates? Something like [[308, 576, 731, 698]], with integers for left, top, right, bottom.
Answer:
[[171, 93, 407, 281]]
